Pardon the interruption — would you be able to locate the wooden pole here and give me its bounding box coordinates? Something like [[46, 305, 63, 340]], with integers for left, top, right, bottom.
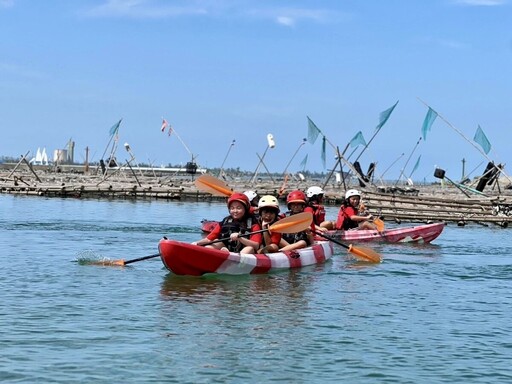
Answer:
[[22, 156, 42, 183], [84, 146, 89, 174], [8, 151, 30, 178]]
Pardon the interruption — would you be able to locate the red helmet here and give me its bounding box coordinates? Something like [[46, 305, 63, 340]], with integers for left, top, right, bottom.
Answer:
[[286, 190, 306, 207], [227, 192, 250, 210]]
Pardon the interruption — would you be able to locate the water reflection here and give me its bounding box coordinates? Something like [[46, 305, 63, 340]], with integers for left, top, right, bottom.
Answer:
[[160, 269, 320, 304]]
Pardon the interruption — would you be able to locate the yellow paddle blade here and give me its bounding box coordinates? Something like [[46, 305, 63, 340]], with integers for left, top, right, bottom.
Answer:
[[374, 218, 385, 232], [348, 244, 382, 263], [195, 174, 233, 197], [269, 212, 313, 234]]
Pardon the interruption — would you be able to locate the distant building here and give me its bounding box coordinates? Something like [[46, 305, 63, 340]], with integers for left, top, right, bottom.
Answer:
[[30, 147, 49, 165]]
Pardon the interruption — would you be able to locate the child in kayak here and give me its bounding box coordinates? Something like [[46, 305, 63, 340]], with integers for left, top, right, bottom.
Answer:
[[244, 190, 260, 215], [305, 186, 326, 226], [256, 195, 282, 254], [280, 190, 315, 251], [193, 192, 262, 253], [320, 189, 377, 230]]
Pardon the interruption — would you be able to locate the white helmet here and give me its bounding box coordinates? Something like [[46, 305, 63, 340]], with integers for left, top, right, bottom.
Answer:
[[345, 189, 361, 199], [258, 195, 280, 212], [306, 186, 324, 198], [243, 190, 258, 201]]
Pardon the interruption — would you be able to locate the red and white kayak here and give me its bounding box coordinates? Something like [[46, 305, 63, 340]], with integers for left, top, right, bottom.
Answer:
[[316, 222, 445, 244], [158, 239, 334, 276]]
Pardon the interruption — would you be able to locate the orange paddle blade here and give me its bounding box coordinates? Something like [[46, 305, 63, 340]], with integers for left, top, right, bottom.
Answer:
[[269, 212, 312, 234], [348, 244, 382, 263], [374, 218, 385, 232], [83, 259, 126, 266], [195, 174, 233, 197]]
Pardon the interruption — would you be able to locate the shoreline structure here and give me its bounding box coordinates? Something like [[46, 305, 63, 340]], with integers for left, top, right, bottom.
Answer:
[[1, 162, 512, 228]]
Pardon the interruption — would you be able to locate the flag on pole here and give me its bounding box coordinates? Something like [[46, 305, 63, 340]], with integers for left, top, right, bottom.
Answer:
[[168, 124, 173, 137], [109, 119, 122, 137], [421, 107, 438, 141], [161, 118, 168, 132], [321, 137, 326, 169], [307, 116, 321, 144], [473, 125, 491, 154], [411, 155, 421, 175], [300, 154, 308, 170], [349, 131, 366, 148], [375, 100, 399, 132]]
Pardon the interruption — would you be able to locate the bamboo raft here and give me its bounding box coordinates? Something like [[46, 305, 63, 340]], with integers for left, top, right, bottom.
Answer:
[[2, 164, 512, 228]]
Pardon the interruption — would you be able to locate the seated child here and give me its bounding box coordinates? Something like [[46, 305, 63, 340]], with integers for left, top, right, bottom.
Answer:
[[320, 189, 377, 231], [193, 193, 262, 253], [256, 195, 282, 254], [279, 190, 315, 251]]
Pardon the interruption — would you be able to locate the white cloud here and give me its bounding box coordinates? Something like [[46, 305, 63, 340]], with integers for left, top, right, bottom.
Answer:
[[247, 7, 342, 27], [454, 0, 507, 6], [276, 16, 295, 27], [81, 0, 342, 27]]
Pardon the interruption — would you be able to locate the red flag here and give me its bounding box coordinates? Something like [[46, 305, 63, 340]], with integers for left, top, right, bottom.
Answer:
[[161, 119, 168, 132]]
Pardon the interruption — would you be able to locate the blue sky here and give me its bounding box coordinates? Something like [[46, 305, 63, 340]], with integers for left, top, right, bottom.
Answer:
[[1, 0, 511, 182]]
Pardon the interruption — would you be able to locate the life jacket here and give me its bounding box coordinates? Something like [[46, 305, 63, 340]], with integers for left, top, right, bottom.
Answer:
[[281, 231, 310, 246], [281, 211, 312, 245], [336, 205, 358, 230], [219, 215, 255, 252], [307, 203, 326, 225]]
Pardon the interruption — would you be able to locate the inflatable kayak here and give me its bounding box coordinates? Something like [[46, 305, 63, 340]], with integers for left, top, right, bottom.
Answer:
[[316, 222, 445, 244], [158, 239, 334, 276]]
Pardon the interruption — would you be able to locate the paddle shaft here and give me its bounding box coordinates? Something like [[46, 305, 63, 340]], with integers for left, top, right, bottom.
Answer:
[[313, 230, 382, 263], [123, 253, 161, 265], [205, 229, 267, 245], [313, 230, 350, 250]]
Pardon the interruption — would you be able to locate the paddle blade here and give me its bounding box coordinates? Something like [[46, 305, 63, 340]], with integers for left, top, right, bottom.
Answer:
[[348, 244, 382, 263], [269, 212, 313, 234], [195, 174, 233, 197], [80, 259, 126, 266], [374, 218, 385, 232]]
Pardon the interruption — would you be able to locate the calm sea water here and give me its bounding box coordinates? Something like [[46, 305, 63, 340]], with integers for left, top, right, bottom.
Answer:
[[1, 193, 512, 383]]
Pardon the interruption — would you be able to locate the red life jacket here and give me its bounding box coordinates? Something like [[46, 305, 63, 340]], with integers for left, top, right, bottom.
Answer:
[[305, 204, 325, 226], [335, 205, 358, 230]]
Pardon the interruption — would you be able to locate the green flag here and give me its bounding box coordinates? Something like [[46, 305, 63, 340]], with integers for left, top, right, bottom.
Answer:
[[109, 119, 122, 137], [307, 116, 321, 144], [375, 100, 399, 132], [349, 131, 366, 148], [411, 155, 421, 175], [300, 154, 308, 170], [421, 108, 437, 141], [473, 125, 491, 154]]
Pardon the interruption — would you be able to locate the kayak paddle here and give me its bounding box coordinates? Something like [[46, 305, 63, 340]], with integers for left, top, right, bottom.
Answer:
[[80, 252, 162, 267], [313, 230, 382, 263], [374, 217, 385, 232], [83, 213, 314, 266], [195, 174, 233, 197]]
